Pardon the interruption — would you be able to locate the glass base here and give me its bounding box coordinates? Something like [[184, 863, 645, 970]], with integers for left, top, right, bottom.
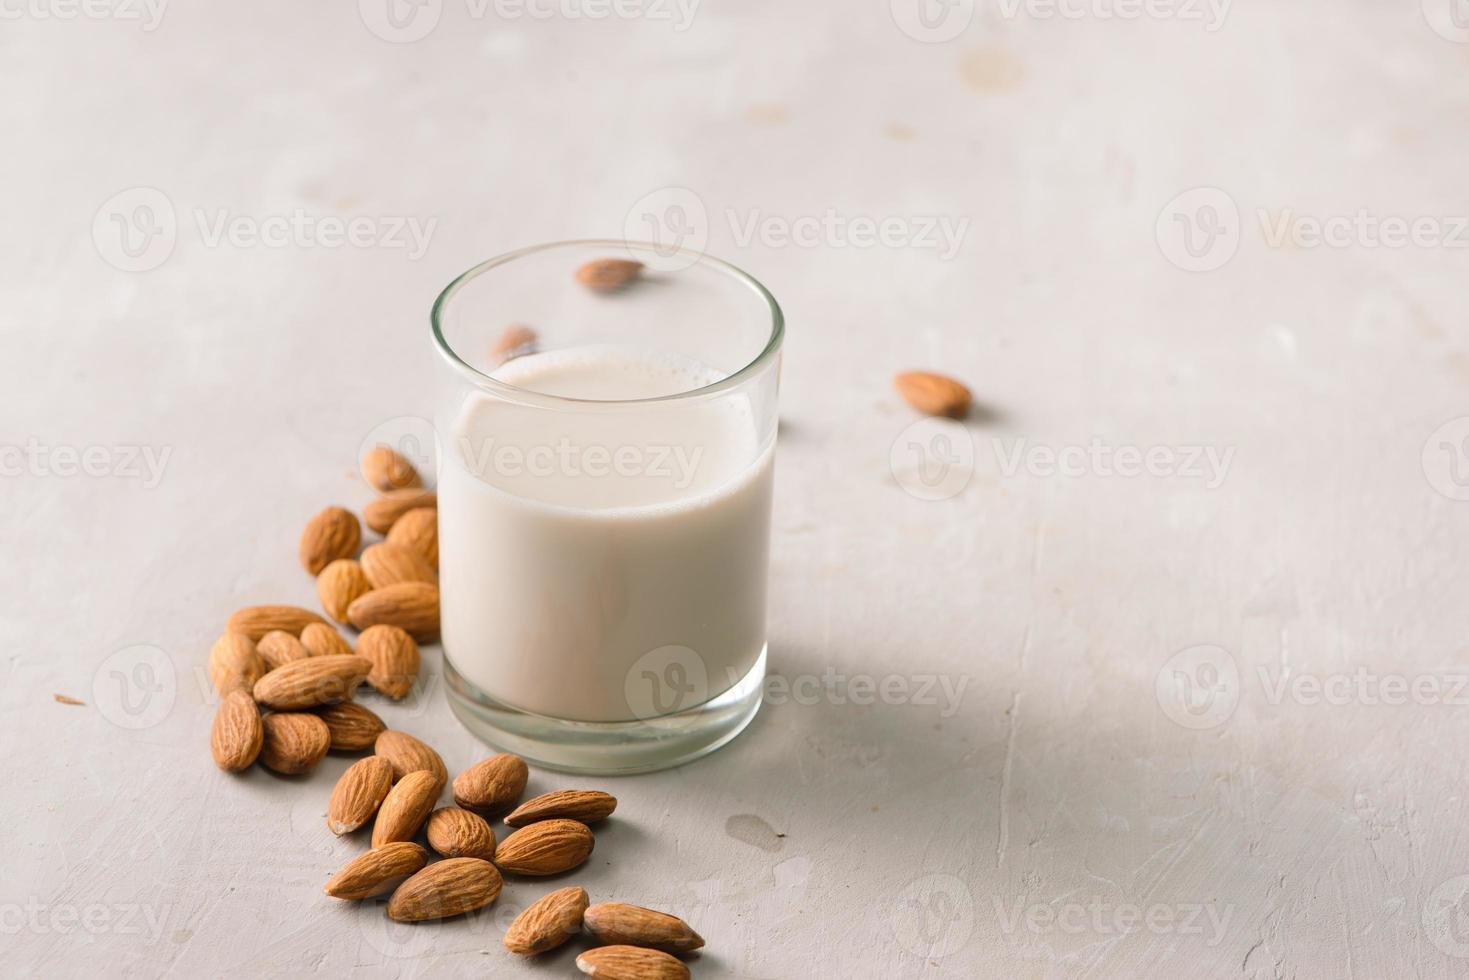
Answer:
[[443, 647, 766, 775]]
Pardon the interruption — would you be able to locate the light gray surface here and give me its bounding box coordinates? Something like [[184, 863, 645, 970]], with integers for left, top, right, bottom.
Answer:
[[6, 2, 1469, 977]]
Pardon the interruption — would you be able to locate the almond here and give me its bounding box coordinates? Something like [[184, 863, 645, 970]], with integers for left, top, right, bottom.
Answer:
[[363, 489, 437, 535], [256, 629, 310, 672], [491, 323, 538, 364], [210, 690, 263, 772], [504, 886, 589, 955], [361, 542, 438, 589], [317, 558, 371, 624], [347, 582, 439, 643], [583, 903, 704, 953], [575, 946, 689, 980], [506, 790, 618, 828], [374, 730, 448, 789], [328, 756, 394, 834], [576, 258, 643, 290], [386, 507, 438, 567], [357, 624, 421, 700], [208, 632, 265, 696], [372, 770, 443, 847], [386, 857, 503, 922], [452, 753, 528, 815], [324, 841, 427, 900], [225, 605, 327, 641], [494, 819, 595, 876], [252, 654, 371, 710], [361, 445, 423, 493], [894, 370, 972, 419], [426, 806, 497, 860], [300, 622, 355, 658], [315, 701, 386, 751], [258, 712, 331, 774], [299, 505, 361, 575]]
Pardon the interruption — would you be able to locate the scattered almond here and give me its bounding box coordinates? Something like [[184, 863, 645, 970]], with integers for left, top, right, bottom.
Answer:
[[894, 370, 972, 419], [256, 629, 310, 672], [357, 624, 421, 700], [258, 712, 331, 774], [208, 632, 265, 695], [576, 258, 644, 291], [53, 693, 85, 706], [360, 542, 438, 590], [504, 886, 590, 955], [386, 507, 438, 567], [426, 807, 497, 860], [363, 489, 437, 535], [386, 857, 503, 922], [506, 790, 618, 828], [361, 445, 422, 493], [575, 946, 689, 980], [252, 654, 371, 710], [225, 605, 327, 641], [372, 770, 443, 847], [491, 323, 538, 364], [347, 582, 440, 643], [299, 505, 362, 575], [453, 753, 528, 815], [324, 841, 427, 900], [315, 701, 386, 751], [374, 730, 448, 789], [328, 756, 394, 834], [210, 690, 263, 772], [300, 622, 354, 659], [317, 558, 371, 624], [583, 903, 704, 953], [494, 819, 595, 876]]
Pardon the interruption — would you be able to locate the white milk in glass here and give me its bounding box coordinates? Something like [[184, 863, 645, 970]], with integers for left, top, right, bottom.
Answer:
[[438, 345, 773, 723]]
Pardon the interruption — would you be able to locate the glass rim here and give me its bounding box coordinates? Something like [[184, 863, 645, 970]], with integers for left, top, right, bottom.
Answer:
[[430, 239, 785, 407]]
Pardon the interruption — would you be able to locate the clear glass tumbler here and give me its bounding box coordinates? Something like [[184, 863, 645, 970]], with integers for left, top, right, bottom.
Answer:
[[431, 241, 782, 773]]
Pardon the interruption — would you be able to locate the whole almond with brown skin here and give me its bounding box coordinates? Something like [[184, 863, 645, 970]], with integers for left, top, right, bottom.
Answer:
[[495, 819, 594, 876], [894, 370, 972, 419], [386, 507, 438, 567], [576, 258, 643, 290], [256, 629, 310, 672], [258, 712, 331, 774], [372, 770, 444, 847], [361, 445, 422, 493], [300, 622, 354, 659], [324, 841, 427, 900], [453, 753, 528, 815], [299, 505, 361, 575], [317, 558, 371, 624], [575, 946, 689, 980], [504, 886, 589, 955], [357, 624, 421, 700], [583, 903, 705, 953], [347, 582, 439, 643], [361, 542, 438, 590], [387, 857, 503, 922], [491, 323, 538, 364], [208, 633, 264, 696], [226, 605, 327, 641], [210, 690, 263, 772], [328, 756, 394, 834], [506, 790, 618, 828], [363, 489, 437, 534], [426, 807, 497, 860], [253, 654, 371, 710], [375, 730, 448, 789], [315, 701, 386, 751]]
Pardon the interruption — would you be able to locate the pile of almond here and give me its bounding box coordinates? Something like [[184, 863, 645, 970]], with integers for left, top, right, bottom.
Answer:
[[208, 429, 707, 979]]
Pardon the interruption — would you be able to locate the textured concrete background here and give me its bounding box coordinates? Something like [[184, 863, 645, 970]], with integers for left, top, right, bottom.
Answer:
[[5, 1, 1469, 977]]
